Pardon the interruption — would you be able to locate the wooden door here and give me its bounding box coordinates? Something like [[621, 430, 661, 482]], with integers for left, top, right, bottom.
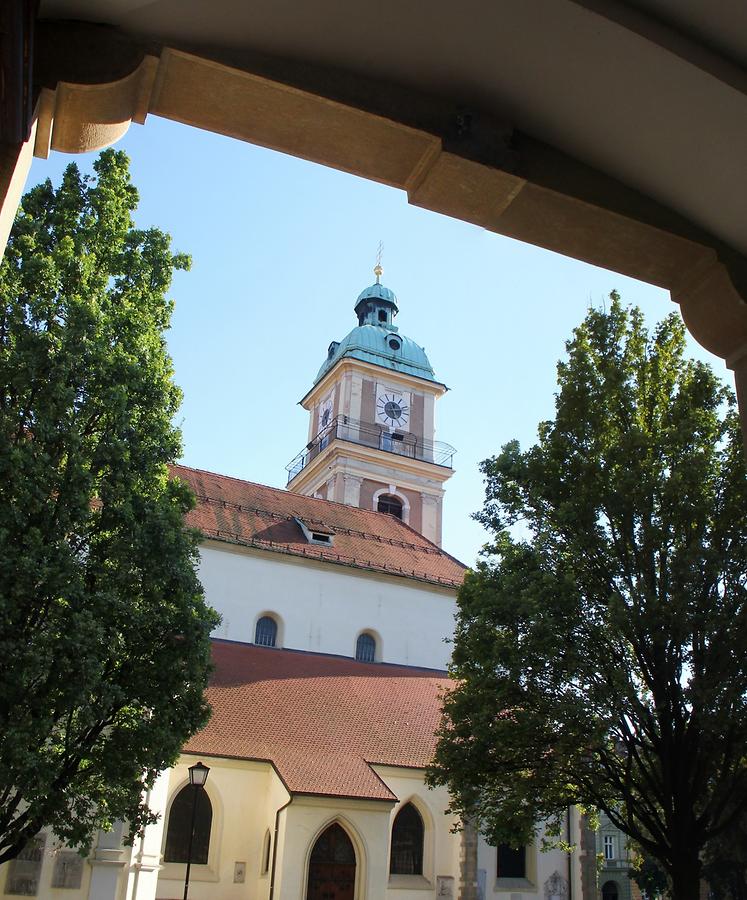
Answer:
[[307, 824, 356, 900]]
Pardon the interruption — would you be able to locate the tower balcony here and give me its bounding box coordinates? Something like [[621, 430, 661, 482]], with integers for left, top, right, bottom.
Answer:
[[286, 415, 456, 485]]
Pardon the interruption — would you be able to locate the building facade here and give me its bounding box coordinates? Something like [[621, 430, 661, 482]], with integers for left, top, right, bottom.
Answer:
[[0, 273, 584, 900]]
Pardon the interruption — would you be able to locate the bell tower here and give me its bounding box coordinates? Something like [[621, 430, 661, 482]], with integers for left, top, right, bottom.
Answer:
[[285, 266, 455, 545]]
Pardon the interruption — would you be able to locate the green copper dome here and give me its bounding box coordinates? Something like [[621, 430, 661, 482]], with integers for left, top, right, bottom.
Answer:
[[315, 277, 437, 384]]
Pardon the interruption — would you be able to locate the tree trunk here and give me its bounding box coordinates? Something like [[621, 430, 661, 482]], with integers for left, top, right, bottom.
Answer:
[[668, 855, 703, 900]]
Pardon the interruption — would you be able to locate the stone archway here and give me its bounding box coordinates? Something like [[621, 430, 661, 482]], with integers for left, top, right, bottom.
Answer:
[[307, 823, 357, 900], [4, 13, 747, 439], [601, 880, 619, 900]]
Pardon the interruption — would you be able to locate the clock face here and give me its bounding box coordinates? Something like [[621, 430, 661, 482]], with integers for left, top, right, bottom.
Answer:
[[377, 391, 409, 428], [319, 397, 333, 430]]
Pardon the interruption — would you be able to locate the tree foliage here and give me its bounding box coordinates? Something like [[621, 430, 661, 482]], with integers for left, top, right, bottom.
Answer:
[[428, 296, 747, 900], [0, 150, 219, 864]]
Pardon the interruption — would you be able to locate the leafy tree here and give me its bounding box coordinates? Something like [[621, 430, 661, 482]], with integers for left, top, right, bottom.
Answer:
[[631, 852, 668, 897], [428, 296, 747, 900], [702, 806, 747, 899], [0, 150, 219, 864]]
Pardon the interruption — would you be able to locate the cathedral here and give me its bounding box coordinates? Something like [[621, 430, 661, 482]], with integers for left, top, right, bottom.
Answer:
[[0, 272, 585, 900]]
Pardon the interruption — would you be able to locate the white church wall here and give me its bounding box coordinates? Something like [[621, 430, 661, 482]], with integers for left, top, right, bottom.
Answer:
[[477, 824, 574, 899], [200, 542, 457, 670], [279, 796, 394, 900], [155, 757, 286, 900], [374, 767, 461, 900]]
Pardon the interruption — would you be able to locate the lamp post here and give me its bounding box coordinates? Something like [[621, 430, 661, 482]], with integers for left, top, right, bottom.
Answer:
[[183, 761, 210, 900]]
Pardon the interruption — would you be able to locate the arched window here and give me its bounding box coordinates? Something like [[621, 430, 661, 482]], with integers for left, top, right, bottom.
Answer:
[[164, 785, 213, 864], [497, 844, 525, 877], [261, 829, 272, 875], [377, 494, 403, 519], [356, 633, 376, 663], [390, 803, 424, 875], [255, 615, 278, 647]]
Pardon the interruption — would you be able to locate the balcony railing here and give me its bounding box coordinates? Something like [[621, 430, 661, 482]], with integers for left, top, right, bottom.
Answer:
[[286, 415, 456, 484]]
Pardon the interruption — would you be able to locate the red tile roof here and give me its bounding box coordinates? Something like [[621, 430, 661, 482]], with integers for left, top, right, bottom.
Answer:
[[172, 465, 466, 588], [184, 641, 450, 800]]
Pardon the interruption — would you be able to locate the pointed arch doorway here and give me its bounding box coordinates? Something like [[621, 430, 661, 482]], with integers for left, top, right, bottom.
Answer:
[[307, 823, 357, 900]]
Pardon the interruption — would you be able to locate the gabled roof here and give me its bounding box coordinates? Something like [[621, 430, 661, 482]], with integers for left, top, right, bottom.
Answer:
[[172, 465, 466, 588], [184, 641, 450, 800]]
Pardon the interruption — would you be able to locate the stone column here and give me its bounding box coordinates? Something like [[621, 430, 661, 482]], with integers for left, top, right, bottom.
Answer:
[[343, 474, 362, 507], [0, 130, 36, 253], [421, 493, 441, 546], [124, 772, 170, 900], [458, 821, 479, 900], [727, 347, 747, 452], [87, 821, 130, 900]]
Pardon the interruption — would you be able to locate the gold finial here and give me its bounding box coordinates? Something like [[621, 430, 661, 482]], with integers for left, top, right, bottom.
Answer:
[[374, 241, 384, 283]]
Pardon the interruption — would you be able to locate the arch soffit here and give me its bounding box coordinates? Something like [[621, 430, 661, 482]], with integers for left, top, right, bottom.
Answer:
[[20, 27, 747, 367]]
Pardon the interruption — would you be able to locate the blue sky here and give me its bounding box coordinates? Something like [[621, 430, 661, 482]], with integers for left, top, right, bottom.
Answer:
[[28, 116, 725, 565]]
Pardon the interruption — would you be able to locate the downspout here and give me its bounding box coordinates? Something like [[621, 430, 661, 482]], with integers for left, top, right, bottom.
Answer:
[[567, 806, 573, 900], [269, 796, 292, 900]]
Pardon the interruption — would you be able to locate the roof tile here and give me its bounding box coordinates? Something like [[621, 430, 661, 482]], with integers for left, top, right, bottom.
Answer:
[[172, 465, 466, 588], [184, 641, 450, 800]]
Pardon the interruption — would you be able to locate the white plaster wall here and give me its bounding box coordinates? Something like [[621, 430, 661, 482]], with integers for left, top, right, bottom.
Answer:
[[374, 767, 461, 900], [201, 543, 457, 670], [155, 757, 289, 900], [477, 822, 574, 898], [280, 796, 394, 900]]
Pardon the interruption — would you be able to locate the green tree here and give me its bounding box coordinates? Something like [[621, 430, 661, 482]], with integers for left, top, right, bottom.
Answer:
[[702, 806, 747, 899], [631, 853, 668, 898], [428, 296, 747, 900], [0, 150, 219, 864]]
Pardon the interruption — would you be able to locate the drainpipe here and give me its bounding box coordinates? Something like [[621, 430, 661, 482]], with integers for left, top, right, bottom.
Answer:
[[269, 797, 292, 900], [567, 807, 573, 900]]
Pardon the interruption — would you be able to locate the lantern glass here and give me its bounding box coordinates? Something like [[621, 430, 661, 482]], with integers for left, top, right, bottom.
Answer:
[[188, 761, 210, 788]]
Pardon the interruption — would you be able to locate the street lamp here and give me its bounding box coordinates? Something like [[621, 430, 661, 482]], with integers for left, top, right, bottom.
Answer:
[[183, 761, 210, 900]]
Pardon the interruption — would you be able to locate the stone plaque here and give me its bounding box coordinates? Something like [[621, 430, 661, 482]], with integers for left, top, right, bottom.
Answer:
[[5, 835, 45, 896], [51, 851, 84, 889]]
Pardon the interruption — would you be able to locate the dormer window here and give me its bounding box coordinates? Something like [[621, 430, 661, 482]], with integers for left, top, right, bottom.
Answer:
[[294, 517, 335, 547]]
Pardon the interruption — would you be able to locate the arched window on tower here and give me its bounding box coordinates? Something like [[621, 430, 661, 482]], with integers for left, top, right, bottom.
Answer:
[[164, 785, 213, 864], [255, 615, 278, 647], [356, 633, 376, 663], [390, 803, 424, 875], [377, 494, 403, 519]]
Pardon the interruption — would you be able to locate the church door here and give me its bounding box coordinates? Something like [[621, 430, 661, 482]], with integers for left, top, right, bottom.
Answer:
[[307, 823, 356, 900]]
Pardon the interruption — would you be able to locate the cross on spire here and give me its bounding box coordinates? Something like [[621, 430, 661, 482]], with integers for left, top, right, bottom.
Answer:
[[374, 241, 384, 283]]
